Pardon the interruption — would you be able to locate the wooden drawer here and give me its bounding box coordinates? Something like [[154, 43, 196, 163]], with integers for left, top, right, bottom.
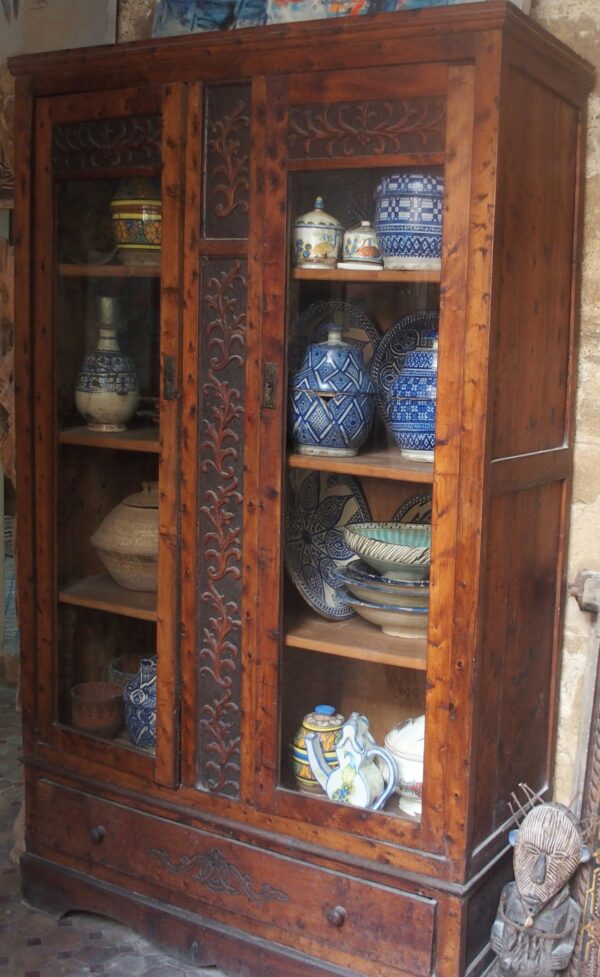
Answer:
[[31, 780, 436, 977]]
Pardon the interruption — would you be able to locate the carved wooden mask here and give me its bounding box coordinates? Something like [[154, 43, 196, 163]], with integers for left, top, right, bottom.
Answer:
[[512, 804, 583, 911]]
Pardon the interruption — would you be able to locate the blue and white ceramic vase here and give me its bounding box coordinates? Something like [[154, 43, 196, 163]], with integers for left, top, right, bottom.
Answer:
[[75, 296, 140, 432], [289, 325, 375, 456], [293, 196, 343, 269], [374, 171, 444, 270], [123, 656, 157, 749], [389, 340, 438, 461]]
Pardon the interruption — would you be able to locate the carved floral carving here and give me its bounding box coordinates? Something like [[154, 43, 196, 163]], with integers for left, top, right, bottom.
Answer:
[[204, 85, 250, 239], [288, 97, 446, 159], [197, 259, 247, 798], [148, 846, 288, 904], [52, 114, 162, 173]]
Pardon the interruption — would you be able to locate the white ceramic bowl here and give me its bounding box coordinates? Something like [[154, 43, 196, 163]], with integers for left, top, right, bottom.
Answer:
[[345, 595, 428, 638], [343, 523, 431, 580]]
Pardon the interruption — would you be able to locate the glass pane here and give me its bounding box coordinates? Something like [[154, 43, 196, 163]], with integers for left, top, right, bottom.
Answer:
[[53, 175, 161, 755], [281, 165, 443, 821]]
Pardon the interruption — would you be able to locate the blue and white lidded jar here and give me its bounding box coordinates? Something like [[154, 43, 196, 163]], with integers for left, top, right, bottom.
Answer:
[[293, 196, 343, 268], [75, 296, 140, 432], [123, 656, 157, 749], [374, 171, 444, 270], [289, 325, 375, 457], [389, 340, 438, 462]]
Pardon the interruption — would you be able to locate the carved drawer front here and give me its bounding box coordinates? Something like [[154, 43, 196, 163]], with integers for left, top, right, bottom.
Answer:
[[32, 781, 436, 977]]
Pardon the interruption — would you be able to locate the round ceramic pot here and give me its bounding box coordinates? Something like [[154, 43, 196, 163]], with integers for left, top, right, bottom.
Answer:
[[375, 171, 444, 269], [91, 482, 158, 592], [384, 715, 425, 817], [75, 298, 140, 433], [71, 681, 124, 738], [338, 220, 383, 270], [291, 705, 344, 795], [293, 196, 342, 269], [289, 325, 375, 456], [123, 657, 157, 749], [111, 177, 162, 265]]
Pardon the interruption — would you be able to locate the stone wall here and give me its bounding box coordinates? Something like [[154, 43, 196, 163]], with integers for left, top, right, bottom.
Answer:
[[0, 0, 599, 801]]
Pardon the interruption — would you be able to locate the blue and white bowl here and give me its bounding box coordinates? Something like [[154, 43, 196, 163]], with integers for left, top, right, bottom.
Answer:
[[123, 656, 157, 749], [375, 171, 444, 270], [289, 325, 375, 456]]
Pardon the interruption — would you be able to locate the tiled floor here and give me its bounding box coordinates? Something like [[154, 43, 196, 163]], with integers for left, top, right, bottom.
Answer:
[[0, 683, 224, 977]]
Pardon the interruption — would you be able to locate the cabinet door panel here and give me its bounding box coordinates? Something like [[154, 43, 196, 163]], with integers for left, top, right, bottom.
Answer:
[[29, 85, 184, 786]]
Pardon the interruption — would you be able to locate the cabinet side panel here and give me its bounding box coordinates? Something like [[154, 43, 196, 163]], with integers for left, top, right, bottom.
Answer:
[[490, 70, 578, 458], [196, 257, 248, 798], [472, 482, 563, 852]]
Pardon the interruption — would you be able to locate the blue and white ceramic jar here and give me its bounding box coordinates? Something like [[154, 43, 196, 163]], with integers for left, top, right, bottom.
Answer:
[[75, 296, 140, 432], [289, 325, 375, 456], [293, 196, 343, 269], [375, 171, 444, 270], [123, 656, 157, 749], [389, 341, 438, 461]]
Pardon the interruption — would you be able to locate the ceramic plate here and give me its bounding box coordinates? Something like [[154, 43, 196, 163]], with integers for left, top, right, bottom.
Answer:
[[290, 301, 380, 376], [284, 470, 371, 620], [370, 311, 439, 429], [392, 492, 432, 524]]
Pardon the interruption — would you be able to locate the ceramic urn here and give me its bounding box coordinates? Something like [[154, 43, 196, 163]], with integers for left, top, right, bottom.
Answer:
[[289, 324, 375, 456], [291, 704, 345, 795], [338, 220, 383, 269], [293, 196, 342, 268]]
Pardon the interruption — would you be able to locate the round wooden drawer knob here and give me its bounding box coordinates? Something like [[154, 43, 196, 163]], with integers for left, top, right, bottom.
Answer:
[[89, 825, 107, 844], [326, 906, 346, 928]]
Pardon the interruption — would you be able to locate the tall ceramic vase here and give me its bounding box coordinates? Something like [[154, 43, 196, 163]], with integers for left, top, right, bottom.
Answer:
[[75, 296, 140, 432]]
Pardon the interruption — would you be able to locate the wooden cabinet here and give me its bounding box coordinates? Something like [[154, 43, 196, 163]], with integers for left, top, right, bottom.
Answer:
[[11, 5, 594, 977]]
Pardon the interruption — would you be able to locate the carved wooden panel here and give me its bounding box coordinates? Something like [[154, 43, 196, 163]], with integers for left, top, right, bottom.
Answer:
[[52, 114, 161, 175], [288, 97, 446, 159], [203, 85, 250, 240], [148, 847, 288, 903], [196, 258, 247, 798]]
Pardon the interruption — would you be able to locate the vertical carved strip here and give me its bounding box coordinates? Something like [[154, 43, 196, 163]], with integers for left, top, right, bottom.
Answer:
[[204, 85, 250, 239], [197, 258, 247, 797]]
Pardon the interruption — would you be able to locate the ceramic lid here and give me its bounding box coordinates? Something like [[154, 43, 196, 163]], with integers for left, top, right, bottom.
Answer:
[[295, 196, 341, 229], [123, 481, 159, 509], [385, 715, 425, 760]]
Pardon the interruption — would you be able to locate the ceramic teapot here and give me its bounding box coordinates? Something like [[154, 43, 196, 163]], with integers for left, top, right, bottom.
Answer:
[[305, 712, 397, 812]]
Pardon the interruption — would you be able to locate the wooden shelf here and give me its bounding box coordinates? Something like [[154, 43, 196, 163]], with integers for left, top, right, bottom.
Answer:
[[287, 447, 434, 483], [284, 607, 427, 669], [292, 267, 440, 284], [58, 574, 157, 622], [59, 426, 159, 453], [58, 262, 161, 278]]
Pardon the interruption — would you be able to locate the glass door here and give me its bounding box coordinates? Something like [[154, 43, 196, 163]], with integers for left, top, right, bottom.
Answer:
[[280, 165, 440, 826], [32, 86, 183, 785]]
